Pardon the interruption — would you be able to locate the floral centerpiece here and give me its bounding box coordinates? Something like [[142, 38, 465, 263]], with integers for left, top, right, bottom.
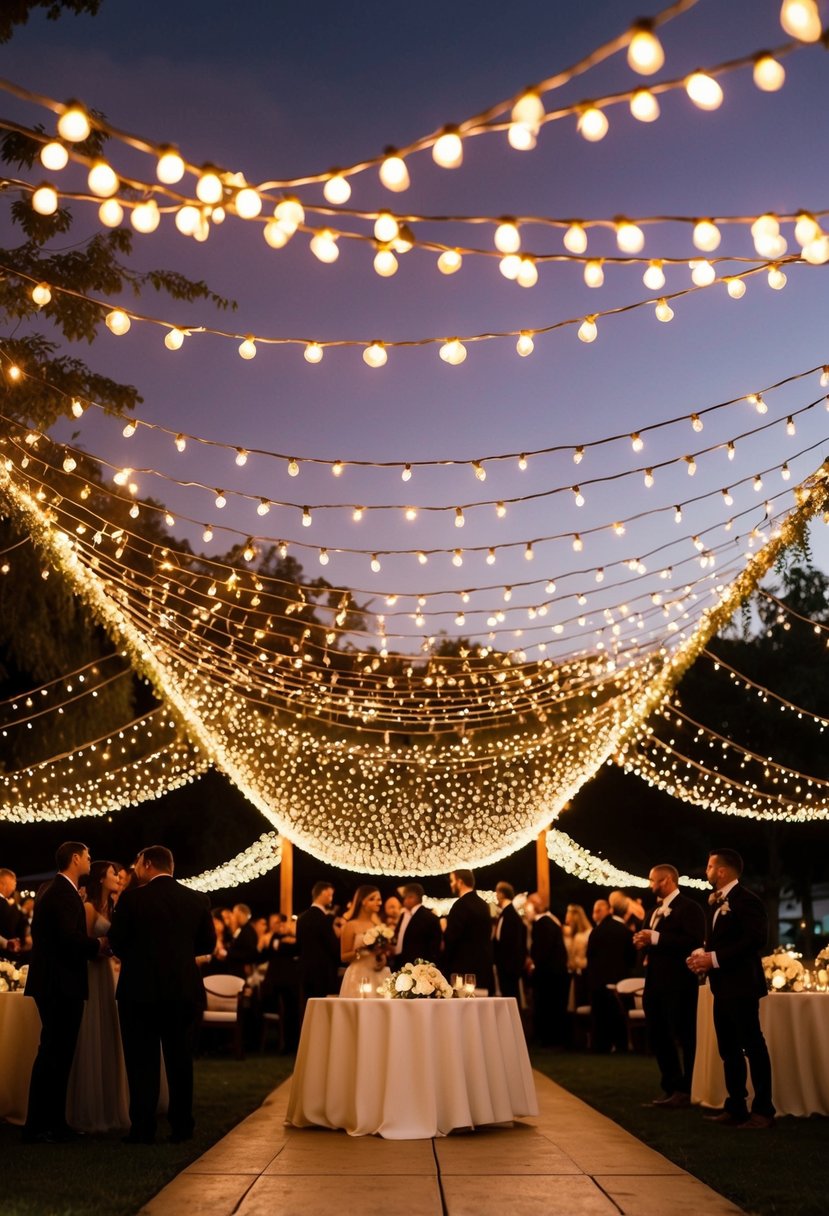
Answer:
[[378, 959, 454, 1000], [0, 960, 24, 992], [815, 946, 829, 988], [361, 923, 395, 952], [762, 948, 804, 992]]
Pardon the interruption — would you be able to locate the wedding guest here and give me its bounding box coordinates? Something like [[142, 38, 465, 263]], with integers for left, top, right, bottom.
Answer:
[[526, 893, 568, 1045], [383, 894, 403, 930], [112, 864, 132, 903], [395, 883, 442, 967], [225, 903, 259, 977], [339, 886, 391, 998], [687, 849, 775, 1129], [109, 845, 215, 1144], [443, 869, 494, 992], [587, 898, 636, 1053], [261, 915, 301, 1050], [296, 881, 341, 1002], [0, 868, 26, 957], [609, 890, 645, 933], [23, 842, 104, 1143], [69, 860, 130, 1132], [564, 903, 593, 1012], [493, 882, 527, 999], [633, 864, 706, 1108]]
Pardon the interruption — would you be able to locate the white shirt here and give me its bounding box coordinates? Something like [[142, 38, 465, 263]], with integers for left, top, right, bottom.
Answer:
[[710, 878, 739, 969], [648, 886, 680, 946], [395, 906, 418, 955]]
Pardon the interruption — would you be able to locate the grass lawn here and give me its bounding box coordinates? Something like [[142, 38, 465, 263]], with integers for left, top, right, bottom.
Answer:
[[532, 1049, 828, 1216], [1, 1053, 295, 1216]]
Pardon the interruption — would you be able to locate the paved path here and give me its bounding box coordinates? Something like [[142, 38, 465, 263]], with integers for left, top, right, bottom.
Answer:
[[139, 1071, 744, 1216]]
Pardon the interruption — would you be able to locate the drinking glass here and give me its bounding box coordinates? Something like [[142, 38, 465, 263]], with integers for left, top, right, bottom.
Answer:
[[464, 973, 476, 997]]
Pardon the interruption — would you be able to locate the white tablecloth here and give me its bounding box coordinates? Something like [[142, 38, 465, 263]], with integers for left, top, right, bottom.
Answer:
[[0, 992, 42, 1124], [286, 997, 538, 1139], [691, 982, 829, 1116]]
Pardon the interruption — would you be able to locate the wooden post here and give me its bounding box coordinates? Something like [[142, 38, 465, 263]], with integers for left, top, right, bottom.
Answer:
[[536, 828, 550, 906], [279, 836, 294, 920]]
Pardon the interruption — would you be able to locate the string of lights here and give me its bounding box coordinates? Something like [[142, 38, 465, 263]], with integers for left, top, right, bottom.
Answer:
[[546, 827, 709, 888], [700, 649, 829, 729], [181, 832, 282, 892]]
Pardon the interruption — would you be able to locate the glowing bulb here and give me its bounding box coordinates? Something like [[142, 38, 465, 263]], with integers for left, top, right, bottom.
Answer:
[[40, 141, 68, 171], [440, 338, 467, 365], [750, 393, 768, 414], [105, 309, 131, 336], [525, 543, 534, 560], [686, 72, 723, 111], [62, 453, 77, 472], [432, 129, 463, 169], [310, 229, 339, 262], [379, 152, 410, 192], [261, 220, 289, 249], [516, 258, 538, 288], [802, 236, 829, 264], [786, 416, 796, 435], [722, 488, 733, 506], [363, 342, 388, 368], [417, 551, 427, 565], [499, 254, 522, 281], [578, 317, 598, 343], [685, 457, 697, 475], [584, 260, 604, 288], [32, 185, 58, 215], [374, 247, 399, 277], [486, 548, 496, 565], [57, 104, 90, 142], [508, 122, 537, 151], [627, 23, 664, 74], [518, 454, 528, 470], [274, 198, 305, 231], [302, 507, 312, 527], [324, 174, 351, 204], [238, 338, 257, 360], [373, 213, 398, 245], [401, 464, 412, 482], [494, 221, 521, 253], [32, 282, 51, 307], [780, 0, 822, 41], [516, 332, 534, 357], [472, 461, 486, 481], [173, 206, 200, 237], [452, 550, 464, 568], [202, 526, 213, 543], [727, 277, 747, 299], [631, 433, 644, 452], [234, 187, 262, 219], [794, 213, 821, 246], [71, 398, 84, 418], [643, 261, 665, 290], [572, 534, 583, 552], [655, 298, 674, 322], [196, 169, 223, 204], [496, 501, 507, 517], [370, 554, 382, 573], [630, 89, 660, 122], [288, 459, 300, 476], [87, 161, 118, 197], [644, 469, 654, 488], [578, 107, 608, 141], [454, 507, 465, 528], [404, 506, 417, 521], [768, 266, 787, 290], [753, 54, 786, 91], [257, 499, 270, 516], [691, 413, 703, 433], [616, 221, 645, 253], [754, 474, 763, 491], [693, 220, 721, 252], [511, 91, 545, 127], [781, 463, 791, 481], [131, 200, 160, 233], [98, 199, 123, 227], [164, 328, 185, 351], [156, 149, 185, 184], [437, 249, 462, 275], [304, 342, 323, 364], [215, 491, 227, 509], [727, 442, 736, 460], [122, 420, 136, 437], [690, 260, 716, 287], [573, 487, 585, 507], [674, 506, 683, 523], [563, 223, 588, 254]]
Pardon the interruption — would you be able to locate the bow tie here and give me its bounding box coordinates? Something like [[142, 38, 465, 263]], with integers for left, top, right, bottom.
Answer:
[[708, 892, 726, 907]]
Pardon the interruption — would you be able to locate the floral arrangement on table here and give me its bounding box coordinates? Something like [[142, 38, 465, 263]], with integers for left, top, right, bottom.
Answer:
[[378, 959, 454, 1000], [361, 923, 395, 952], [0, 960, 24, 992], [814, 946, 829, 988], [762, 948, 805, 992]]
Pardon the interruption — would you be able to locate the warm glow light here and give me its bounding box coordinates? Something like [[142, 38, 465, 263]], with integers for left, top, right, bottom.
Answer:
[[627, 23, 665, 74], [499, 254, 521, 281], [310, 230, 339, 262], [323, 174, 352, 204], [630, 89, 660, 122], [727, 277, 747, 299], [105, 309, 131, 336], [274, 197, 305, 232], [363, 342, 388, 368], [87, 161, 118, 197], [440, 339, 467, 365], [57, 104, 90, 142], [584, 260, 604, 288], [373, 247, 399, 277], [40, 141, 68, 171], [432, 129, 463, 169], [98, 199, 123, 227], [304, 342, 324, 364], [516, 258, 538, 288], [32, 185, 58, 215], [686, 72, 724, 110], [164, 328, 185, 351], [175, 206, 201, 237], [157, 149, 185, 184], [578, 107, 609, 141], [516, 332, 534, 357], [578, 317, 598, 343], [616, 221, 645, 253], [768, 266, 787, 290], [238, 337, 257, 360], [780, 0, 822, 41], [494, 221, 521, 253], [263, 220, 290, 249], [131, 200, 160, 233], [379, 153, 410, 192], [563, 224, 588, 254], [753, 54, 786, 91], [234, 187, 262, 219], [374, 212, 399, 243], [690, 259, 716, 287], [693, 220, 721, 251], [32, 283, 52, 308], [643, 260, 666, 290], [437, 249, 463, 275], [655, 299, 674, 322], [196, 169, 224, 204]]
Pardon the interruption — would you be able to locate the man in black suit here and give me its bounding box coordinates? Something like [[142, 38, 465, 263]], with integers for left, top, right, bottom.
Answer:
[[587, 898, 636, 1052], [23, 842, 103, 1143], [493, 882, 527, 999], [395, 883, 442, 967], [526, 892, 568, 1045], [687, 849, 775, 1129], [0, 868, 26, 958], [443, 869, 494, 992], [109, 845, 215, 1144], [295, 880, 341, 1002], [225, 903, 259, 978], [634, 864, 706, 1107]]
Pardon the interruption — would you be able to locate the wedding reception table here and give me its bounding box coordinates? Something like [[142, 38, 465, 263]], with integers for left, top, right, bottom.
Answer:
[[0, 991, 41, 1124], [286, 997, 538, 1139], [691, 982, 829, 1116]]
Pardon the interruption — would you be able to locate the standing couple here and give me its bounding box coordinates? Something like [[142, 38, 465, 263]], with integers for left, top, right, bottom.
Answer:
[[24, 842, 214, 1145]]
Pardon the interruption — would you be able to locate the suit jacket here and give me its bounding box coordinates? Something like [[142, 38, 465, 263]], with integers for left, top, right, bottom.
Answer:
[[493, 903, 527, 982], [0, 898, 26, 955], [295, 905, 340, 994], [642, 891, 706, 993], [109, 875, 215, 1006], [396, 905, 442, 968], [24, 875, 99, 1005], [586, 916, 636, 992], [443, 890, 494, 986], [225, 920, 259, 976], [705, 884, 768, 1001], [530, 913, 568, 976]]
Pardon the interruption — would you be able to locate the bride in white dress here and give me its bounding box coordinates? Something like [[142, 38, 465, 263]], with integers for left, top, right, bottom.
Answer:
[[338, 886, 392, 999]]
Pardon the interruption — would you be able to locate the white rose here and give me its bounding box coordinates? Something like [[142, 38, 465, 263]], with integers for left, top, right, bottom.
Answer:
[[413, 977, 434, 995], [395, 973, 414, 992]]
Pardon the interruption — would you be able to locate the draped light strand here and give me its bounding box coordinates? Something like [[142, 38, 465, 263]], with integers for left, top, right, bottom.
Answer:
[[181, 832, 283, 892], [547, 827, 709, 888]]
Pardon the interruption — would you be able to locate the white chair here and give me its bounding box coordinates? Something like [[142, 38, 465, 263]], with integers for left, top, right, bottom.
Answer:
[[614, 977, 647, 1050], [201, 974, 246, 1059]]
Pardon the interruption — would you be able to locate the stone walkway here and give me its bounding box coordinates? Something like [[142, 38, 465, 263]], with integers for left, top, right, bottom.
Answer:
[[139, 1071, 744, 1216]]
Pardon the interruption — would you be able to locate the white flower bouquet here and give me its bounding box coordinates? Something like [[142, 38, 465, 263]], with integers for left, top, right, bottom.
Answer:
[[0, 959, 22, 992], [361, 923, 395, 952], [379, 958, 454, 1000], [762, 948, 804, 992]]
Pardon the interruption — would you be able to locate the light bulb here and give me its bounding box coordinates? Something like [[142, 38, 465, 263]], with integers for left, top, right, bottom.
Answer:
[[87, 161, 118, 197], [331, 460, 343, 476], [727, 277, 747, 299], [486, 548, 496, 565], [496, 501, 507, 517], [238, 337, 257, 360], [573, 487, 585, 506], [404, 506, 417, 521], [690, 259, 716, 287], [32, 283, 51, 307], [630, 89, 660, 122], [215, 491, 227, 509], [780, 0, 822, 41], [105, 309, 131, 336], [432, 129, 463, 169], [644, 469, 654, 488], [401, 464, 412, 482], [62, 453, 77, 473], [627, 24, 665, 74], [631, 433, 644, 452], [494, 221, 521, 253], [440, 338, 467, 365], [32, 185, 58, 215], [157, 149, 185, 184], [235, 449, 248, 466], [656, 299, 674, 323], [563, 223, 588, 254], [511, 91, 545, 127], [318, 548, 329, 566], [643, 260, 666, 290], [786, 416, 796, 435], [131, 200, 160, 233], [754, 474, 763, 491], [578, 107, 609, 141], [691, 413, 703, 433], [616, 221, 645, 253], [686, 72, 723, 111], [374, 212, 399, 243], [453, 552, 464, 569], [175, 434, 187, 452], [508, 122, 537, 151], [437, 249, 462, 274], [722, 488, 733, 506], [794, 213, 820, 246], [371, 555, 382, 573], [578, 317, 598, 343], [753, 54, 786, 91], [57, 104, 90, 142], [584, 260, 604, 287], [674, 506, 683, 523], [323, 174, 351, 204], [685, 456, 697, 475], [573, 534, 583, 552], [727, 442, 736, 460], [516, 332, 534, 357], [302, 507, 312, 527], [363, 342, 388, 368], [196, 169, 223, 204], [693, 219, 721, 251], [525, 543, 534, 560], [71, 398, 84, 418], [379, 152, 410, 192], [263, 220, 290, 249], [518, 454, 528, 470], [40, 141, 68, 171], [781, 463, 791, 480], [373, 247, 398, 277], [310, 229, 339, 262], [455, 507, 465, 528], [234, 187, 262, 219], [802, 236, 829, 264], [202, 527, 213, 543], [175, 206, 201, 236], [288, 459, 300, 476], [499, 254, 522, 280], [257, 500, 270, 516], [516, 257, 538, 287], [472, 461, 486, 481], [768, 266, 787, 290], [164, 328, 184, 351], [98, 199, 123, 227], [304, 342, 323, 364]]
